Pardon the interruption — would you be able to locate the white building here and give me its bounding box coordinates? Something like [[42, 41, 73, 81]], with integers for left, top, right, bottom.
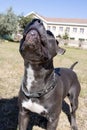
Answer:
[[25, 11, 87, 42]]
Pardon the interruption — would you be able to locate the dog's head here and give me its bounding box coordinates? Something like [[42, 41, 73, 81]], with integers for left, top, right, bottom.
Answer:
[[19, 19, 65, 64], [20, 18, 50, 64]]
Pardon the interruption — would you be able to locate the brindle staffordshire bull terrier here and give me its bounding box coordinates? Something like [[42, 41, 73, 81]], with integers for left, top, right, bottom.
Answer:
[[18, 19, 81, 130]]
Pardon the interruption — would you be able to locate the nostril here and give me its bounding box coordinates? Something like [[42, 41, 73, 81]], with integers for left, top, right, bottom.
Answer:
[[38, 19, 41, 23], [37, 19, 43, 25]]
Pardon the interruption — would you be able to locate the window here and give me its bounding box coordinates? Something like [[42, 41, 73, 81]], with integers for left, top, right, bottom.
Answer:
[[80, 28, 84, 34], [52, 26, 56, 31], [59, 27, 63, 32], [70, 37, 75, 40], [66, 27, 70, 32], [79, 38, 85, 41], [73, 28, 77, 33]]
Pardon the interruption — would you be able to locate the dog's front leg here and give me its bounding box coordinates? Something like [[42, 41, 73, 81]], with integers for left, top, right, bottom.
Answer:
[[18, 110, 29, 130], [47, 118, 59, 130], [46, 102, 62, 130]]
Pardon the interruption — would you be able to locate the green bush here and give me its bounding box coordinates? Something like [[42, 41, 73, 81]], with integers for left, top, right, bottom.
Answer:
[[3, 34, 14, 42]]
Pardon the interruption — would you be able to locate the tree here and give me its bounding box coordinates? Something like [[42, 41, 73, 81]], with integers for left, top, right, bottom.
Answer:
[[0, 7, 18, 37], [62, 32, 69, 40], [19, 15, 33, 31], [0, 14, 5, 36]]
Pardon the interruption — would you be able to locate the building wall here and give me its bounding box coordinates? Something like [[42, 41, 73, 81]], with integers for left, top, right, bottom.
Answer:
[[25, 12, 87, 42], [45, 24, 87, 41]]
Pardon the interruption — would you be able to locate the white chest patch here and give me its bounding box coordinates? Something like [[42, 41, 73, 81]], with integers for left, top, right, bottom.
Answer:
[[22, 99, 47, 114], [26, 65, 35, 91]]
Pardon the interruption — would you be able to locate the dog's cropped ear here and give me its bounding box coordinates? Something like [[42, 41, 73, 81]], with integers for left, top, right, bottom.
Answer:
[[46, 30, 66, 58], [56, 40, 66, 55]]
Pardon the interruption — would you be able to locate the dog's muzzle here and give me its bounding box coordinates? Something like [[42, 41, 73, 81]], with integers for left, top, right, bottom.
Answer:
[[20, 29, 41, 52], [25, 29, 41, 47]]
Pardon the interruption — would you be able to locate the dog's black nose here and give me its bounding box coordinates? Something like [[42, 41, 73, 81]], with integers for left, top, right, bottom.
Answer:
[[37, 19, 41, 23], [37, 19, 43, 25]]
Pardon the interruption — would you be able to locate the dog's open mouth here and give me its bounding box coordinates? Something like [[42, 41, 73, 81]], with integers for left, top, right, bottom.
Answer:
[[25, 28, 41, 45]]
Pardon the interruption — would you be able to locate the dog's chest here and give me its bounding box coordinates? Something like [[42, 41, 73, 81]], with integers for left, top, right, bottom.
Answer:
[[23, 65, 48, 114], [22, 99, 47, 114], [26, 65, 35, 91]]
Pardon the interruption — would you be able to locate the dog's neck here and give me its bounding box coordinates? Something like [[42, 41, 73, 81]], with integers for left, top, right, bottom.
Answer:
[[24, 59, 54, 79], [22, 60, 55, 94], [24, 58, 54, 70]]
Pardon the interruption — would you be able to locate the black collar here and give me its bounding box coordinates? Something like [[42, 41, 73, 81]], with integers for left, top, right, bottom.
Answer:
[[54, 68, 61, 76], [22, 77, 56, 98]]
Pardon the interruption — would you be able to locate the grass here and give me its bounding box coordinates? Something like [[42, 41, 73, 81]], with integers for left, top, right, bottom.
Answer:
[[0, 41, 23, 98], [0, 41, 87, 130]]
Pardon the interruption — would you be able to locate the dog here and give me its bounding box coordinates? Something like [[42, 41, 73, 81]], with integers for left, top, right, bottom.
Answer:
[[18, 19, 81, 130]]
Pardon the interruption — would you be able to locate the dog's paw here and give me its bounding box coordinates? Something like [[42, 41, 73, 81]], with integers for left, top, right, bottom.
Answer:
[[41, 110, 48, 116], [41, 110, 53, 122]]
